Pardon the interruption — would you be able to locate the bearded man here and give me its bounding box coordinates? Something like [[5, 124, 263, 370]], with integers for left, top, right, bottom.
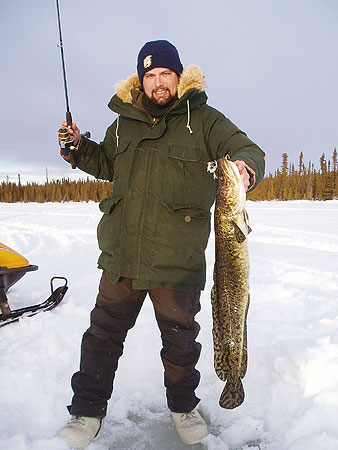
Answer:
[[56, 40, 265, 449]]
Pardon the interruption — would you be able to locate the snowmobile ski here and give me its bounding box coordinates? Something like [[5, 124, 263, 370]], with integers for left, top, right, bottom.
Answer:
[[0, 276, 68, 327], [0, 242, 68, 327]]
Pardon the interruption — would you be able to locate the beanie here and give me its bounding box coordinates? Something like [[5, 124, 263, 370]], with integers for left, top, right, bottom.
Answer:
[[137, 40, 183, 84]]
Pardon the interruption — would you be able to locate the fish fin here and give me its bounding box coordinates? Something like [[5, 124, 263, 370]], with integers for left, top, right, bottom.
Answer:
[[219, 378, 245, 409], [232, 209, 251, 243], [233, 221, 247, 243], [240, 345, 248, 378], [243, 209, 252, 234], [240, 294, 250, 378]]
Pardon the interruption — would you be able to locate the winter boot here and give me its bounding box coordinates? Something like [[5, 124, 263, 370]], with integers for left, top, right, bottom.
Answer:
[[56, 416, 104, 449], [171, 408, 208, 445]]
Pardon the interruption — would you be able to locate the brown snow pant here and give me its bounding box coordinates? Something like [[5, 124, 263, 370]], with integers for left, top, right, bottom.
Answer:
[[68, 272, 202, 417]]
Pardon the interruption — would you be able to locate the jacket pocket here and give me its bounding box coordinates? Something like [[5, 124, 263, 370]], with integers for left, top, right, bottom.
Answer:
[[152, 202, 211, 271], [99, 196, 122, 214], [97, 196, 123, 255], [163, 144, 204, 188]]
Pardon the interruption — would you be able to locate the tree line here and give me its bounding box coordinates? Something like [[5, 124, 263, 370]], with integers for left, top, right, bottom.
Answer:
[[248, 148, 338, 201], [0, 178, 112, 203], [0, 150, 337, 202], [247, 149, 338, 201]]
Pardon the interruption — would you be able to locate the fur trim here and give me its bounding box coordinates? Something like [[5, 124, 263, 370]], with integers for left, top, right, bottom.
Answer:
[[114, 73, 141, 104], [177, 65, 205, 99], [114, 65, 205, 103]]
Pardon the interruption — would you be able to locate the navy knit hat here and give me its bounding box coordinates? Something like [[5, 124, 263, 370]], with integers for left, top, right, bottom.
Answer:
[[137, 40, 183, 84]]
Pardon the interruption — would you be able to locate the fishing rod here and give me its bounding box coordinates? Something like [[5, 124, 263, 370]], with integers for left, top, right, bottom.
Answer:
[[55, 0, 90, 168], [56, 0, 71, 127]]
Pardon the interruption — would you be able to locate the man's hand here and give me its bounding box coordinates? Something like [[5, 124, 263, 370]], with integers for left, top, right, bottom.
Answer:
[[234, 160, 250, 192]]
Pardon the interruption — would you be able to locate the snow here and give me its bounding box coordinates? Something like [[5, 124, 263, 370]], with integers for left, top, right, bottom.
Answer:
[[0, 200, 338, 450]]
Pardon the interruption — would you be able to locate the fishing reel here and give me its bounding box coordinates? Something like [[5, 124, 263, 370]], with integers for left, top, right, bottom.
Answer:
[[58, 127, 78, 169], [58, 127, 73, 155], [58, 127, 91, 169]]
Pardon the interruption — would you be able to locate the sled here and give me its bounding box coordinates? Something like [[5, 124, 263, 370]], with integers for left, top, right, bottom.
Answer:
[[0, 243, 68, 327]]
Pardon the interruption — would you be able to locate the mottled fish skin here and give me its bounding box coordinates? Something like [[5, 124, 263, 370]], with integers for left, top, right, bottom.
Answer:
[[211, 157, 250, 409]]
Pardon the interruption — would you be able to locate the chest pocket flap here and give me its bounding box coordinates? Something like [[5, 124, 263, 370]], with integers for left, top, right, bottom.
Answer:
[[168, 143, 203, 161], [163, 143, 204, 187]]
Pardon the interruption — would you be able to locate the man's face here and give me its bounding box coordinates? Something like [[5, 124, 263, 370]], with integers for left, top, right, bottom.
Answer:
[[142, 67, 179, 106]]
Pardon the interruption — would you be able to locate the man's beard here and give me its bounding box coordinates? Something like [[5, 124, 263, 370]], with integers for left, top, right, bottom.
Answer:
[[142, 90, 178, 118], [149, 89, 175, 106]]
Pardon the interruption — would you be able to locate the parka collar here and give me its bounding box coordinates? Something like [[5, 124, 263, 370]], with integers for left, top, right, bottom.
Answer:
[[108, 65, 207, 134], [114, 65, 206, 104]]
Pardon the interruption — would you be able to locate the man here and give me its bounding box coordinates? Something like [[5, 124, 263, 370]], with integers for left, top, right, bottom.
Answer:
[[56, 40, 265, 449]]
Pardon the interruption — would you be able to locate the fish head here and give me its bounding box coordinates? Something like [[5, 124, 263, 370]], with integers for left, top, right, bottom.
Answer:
[[216, 158, 240, 185], [216, 157, 246, 215]]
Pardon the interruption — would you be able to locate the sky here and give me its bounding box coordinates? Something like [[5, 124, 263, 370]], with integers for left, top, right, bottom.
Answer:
[[0, 0, 337, 184]]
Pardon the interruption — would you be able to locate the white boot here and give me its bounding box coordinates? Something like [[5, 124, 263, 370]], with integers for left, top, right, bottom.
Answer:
[[171, 408, 208, 445], [56, 416, 104, 449]]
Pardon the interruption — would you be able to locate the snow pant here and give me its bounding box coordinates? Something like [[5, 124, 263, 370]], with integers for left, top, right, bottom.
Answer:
[[68, 272, 202, 417]]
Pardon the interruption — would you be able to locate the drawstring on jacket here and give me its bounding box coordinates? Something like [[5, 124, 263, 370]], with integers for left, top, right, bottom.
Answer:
[[186, 99, 193, 134], [115, 114, 120, 147], [115, 102, 193, 143]]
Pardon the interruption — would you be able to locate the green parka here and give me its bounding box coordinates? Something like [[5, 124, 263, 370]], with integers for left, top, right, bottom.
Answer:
[[74, 66, 265, 291]]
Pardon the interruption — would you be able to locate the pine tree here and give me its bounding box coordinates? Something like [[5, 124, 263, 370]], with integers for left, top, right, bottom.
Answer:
[[332, 148, 337, 197]]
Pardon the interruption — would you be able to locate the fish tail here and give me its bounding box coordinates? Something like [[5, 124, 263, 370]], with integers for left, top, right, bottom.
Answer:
[[219, 377, 245, 409]]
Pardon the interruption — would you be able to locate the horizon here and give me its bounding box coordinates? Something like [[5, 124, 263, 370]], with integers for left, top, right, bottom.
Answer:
[[2, 146, 337, 186]]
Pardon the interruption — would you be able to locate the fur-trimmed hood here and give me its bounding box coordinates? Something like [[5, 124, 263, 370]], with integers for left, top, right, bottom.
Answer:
[[114, 65, 205, 104]]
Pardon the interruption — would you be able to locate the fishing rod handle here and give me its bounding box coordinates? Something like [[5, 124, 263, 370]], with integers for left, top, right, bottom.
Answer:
[[66, 111, 72, 128], [65, 112, 79, 169]]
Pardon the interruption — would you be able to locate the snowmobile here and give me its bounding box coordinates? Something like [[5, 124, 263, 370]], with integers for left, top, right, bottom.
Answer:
[[0, 243, 68, 327]]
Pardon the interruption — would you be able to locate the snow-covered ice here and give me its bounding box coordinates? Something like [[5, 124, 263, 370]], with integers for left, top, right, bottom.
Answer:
[[0, 200, 338, 450]]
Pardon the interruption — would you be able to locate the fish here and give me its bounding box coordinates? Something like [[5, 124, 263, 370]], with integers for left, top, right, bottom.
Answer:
[[209, 156, 251, 409]]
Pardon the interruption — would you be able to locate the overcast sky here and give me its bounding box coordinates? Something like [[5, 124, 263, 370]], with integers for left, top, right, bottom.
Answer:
[[0, 0, 337, 183]]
